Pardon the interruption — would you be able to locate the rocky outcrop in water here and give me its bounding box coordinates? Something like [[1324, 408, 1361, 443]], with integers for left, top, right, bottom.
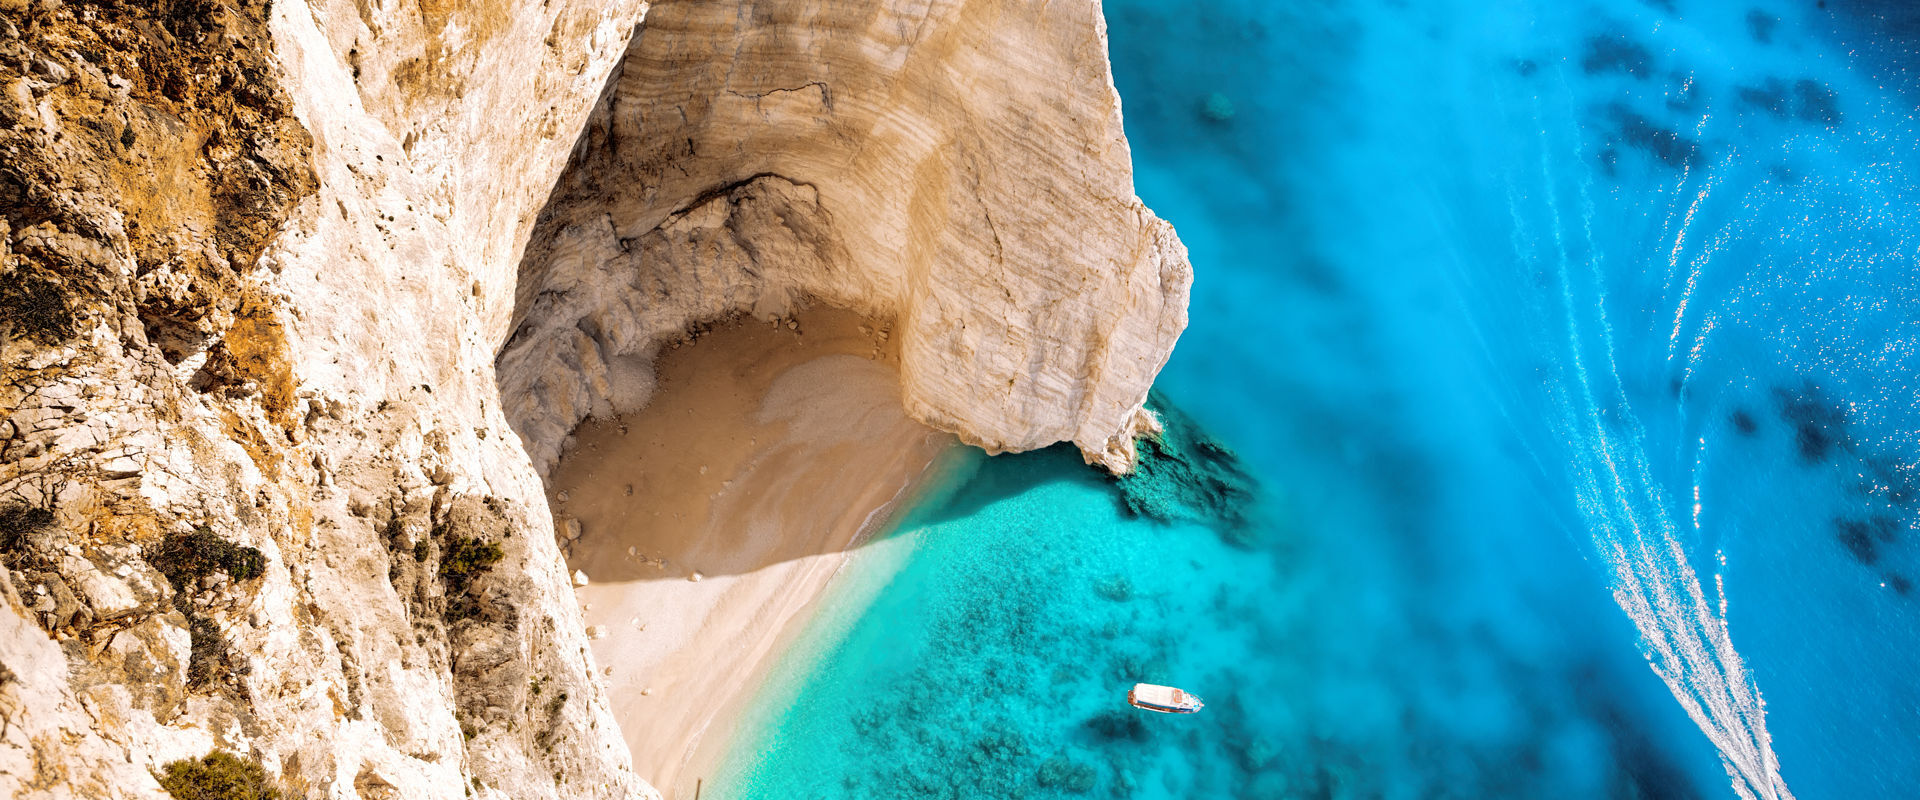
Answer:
[[0, 0, 1186, 797]]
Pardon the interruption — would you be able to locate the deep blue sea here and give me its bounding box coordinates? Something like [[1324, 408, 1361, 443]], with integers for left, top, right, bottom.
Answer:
[[718, 2, 1920, 798]]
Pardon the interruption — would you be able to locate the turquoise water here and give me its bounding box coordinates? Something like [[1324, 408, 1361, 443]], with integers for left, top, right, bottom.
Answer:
[[720, 2, 1920, 798]]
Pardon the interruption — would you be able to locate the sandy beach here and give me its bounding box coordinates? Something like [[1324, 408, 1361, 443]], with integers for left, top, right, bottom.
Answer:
[[544, 308, 955, 798]]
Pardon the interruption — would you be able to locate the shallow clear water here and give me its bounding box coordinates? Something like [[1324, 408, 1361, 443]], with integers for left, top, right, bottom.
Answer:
[[719, 2, 1920, 798]]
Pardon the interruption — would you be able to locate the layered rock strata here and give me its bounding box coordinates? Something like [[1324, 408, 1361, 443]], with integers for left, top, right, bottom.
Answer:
[[0, 0, 1186, 797], [499, 0, 1190, 475]]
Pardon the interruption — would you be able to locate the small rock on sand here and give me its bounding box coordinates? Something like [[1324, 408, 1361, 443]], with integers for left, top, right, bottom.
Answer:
[[572, 569, 590, 587], [688, 571, 704, 583], [587, 625, 608, 640], [557, 490, 570, 503]]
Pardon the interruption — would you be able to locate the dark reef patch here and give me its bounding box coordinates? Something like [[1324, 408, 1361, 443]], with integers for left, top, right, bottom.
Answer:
[[1738, 79, 1792, 118], [1887, 574, 1913, 595], [1834, 516, 1898, 565], [1737, 78, 1842, 124], [1581, 684, 1709, 800], [1111, 391, 1259, 546], [1774, 384, 1848, 463], [1862, 457, 1919, 506], [1748, 9, 1780, 43], [1607, 104, 1701, 169], [1730, 409, 1759, 436], [1583, 34, 1655, 78], [1793, 79, 1842, 124]]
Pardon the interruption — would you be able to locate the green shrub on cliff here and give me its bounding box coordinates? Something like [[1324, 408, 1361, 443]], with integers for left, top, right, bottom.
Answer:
[[437, 536, 503, 595], [156, 751, 279, 800], [149, 526, 267, 594], [438, 535, 504, 623], [185, 614, 226, 689]]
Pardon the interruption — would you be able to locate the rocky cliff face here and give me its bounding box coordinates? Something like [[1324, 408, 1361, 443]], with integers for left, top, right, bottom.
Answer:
[[500, 0, 1190, 477], [0, 1, 651, 797], [0, 0, 1186, 797]]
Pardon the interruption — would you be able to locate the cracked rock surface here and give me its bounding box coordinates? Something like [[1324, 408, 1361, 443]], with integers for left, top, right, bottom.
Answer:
[[2, 1, 651, 797]]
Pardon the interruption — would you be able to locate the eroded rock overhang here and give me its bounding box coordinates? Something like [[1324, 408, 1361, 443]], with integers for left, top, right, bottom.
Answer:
[[497, 0, 1193, 475]]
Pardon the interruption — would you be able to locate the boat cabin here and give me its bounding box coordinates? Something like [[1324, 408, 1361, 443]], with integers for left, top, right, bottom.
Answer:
[[1128, 683, 1203, 714]]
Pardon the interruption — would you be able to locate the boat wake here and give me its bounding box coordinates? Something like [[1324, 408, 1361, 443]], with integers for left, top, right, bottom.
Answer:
[[1498, 89, 1795, 800]]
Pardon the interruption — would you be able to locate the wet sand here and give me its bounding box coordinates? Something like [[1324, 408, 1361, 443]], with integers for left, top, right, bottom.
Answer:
[[544, 308, 955, 798]]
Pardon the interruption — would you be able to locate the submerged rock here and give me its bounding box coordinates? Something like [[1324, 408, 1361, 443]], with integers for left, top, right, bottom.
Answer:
[[1200, 92, 1237, 123], [1111, 391, 1259, 546]]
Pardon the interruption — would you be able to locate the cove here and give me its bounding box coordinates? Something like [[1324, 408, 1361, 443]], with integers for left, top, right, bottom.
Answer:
[[718, 1, 1920, 798]]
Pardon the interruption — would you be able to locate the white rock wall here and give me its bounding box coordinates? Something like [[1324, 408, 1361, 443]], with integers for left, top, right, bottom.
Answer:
[[2, 1, 659, 798], [499, 0, 1191, 475]]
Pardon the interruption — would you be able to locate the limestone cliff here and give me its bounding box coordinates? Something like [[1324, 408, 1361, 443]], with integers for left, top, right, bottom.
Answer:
[[0, 1, 652, 797], [499, 0, 1190, 477], [0, 0, 1187, 797]]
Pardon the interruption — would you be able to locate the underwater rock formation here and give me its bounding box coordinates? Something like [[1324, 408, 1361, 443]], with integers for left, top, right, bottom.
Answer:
[[0, 0, 1187, 797], [1111, 392, 1258, 546]]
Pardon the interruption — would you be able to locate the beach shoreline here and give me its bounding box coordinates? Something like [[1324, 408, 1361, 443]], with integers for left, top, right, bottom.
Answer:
[[543, 308, 957, 798], [671, 447, 972, 798]]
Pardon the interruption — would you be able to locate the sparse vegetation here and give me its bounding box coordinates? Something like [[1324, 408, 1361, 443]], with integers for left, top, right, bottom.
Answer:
[[0, 265, 82, 344], [146, 527, 262, 692], [438, 534, 503, 623], [156, 751, 279, 800], [0, 504, 56, 569], [186, 615, 224, 689], [437, 536, 503, 595], [149, 526, 267, 595]]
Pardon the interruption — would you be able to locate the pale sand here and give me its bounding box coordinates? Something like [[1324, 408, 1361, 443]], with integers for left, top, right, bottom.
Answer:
[[545, 308, 956, 798]]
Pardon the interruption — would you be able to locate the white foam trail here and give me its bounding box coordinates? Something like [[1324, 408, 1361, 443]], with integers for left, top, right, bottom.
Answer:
[[1512, 83, 1795, 799]]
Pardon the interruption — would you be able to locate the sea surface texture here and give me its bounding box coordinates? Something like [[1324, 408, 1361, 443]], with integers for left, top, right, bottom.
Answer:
[[719, 1, 1920, 798]]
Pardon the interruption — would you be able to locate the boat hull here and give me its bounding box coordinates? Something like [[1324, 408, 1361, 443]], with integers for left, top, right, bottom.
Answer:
[[1127, 683, 1204, 714]]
